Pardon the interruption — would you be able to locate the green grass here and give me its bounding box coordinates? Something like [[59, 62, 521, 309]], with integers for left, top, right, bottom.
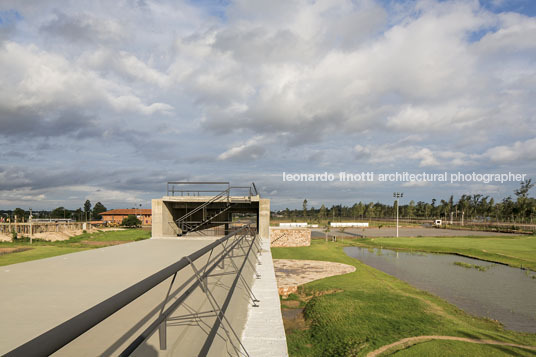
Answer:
[[0, 229, 150, 266], [272, 240, 536, 356], [453, 261, 492, 271], [353, 235, 536, 271], [391, 340, 536, 356]]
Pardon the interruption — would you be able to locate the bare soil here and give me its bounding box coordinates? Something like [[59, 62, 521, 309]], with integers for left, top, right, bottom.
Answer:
[[0, 247, 32, 255], [273, 259, 355, 297]]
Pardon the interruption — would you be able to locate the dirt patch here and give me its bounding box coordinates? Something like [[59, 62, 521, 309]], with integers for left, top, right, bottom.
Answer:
[[281, 308, 307, 331], [0, 247, 33, 255], [367, 335, 536, 357], [273, 259, 355, 297], [281, 300, 301, 308]]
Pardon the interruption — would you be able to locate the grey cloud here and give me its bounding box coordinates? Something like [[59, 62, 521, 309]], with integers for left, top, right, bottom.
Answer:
[[0, 166, 99, 191], [40, 11, 123, 44], [213, 28, 311, 64], [0, 107, 102, 138]]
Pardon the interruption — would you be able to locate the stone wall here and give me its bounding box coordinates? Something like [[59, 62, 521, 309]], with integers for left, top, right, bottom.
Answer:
[[269, 227, 311, 247]]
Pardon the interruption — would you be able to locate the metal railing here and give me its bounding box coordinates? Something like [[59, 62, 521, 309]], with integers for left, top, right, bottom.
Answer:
[[166, 182, 259, 198], [5, 225, 262, 357]]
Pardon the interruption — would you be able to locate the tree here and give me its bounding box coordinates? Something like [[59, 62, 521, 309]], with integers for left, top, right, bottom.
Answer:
[[515, 179, 534, 221], [51, 207, 71, 219], [73, 208, 83, 222], [84, 200, 92, 221], [319, 204, 327, 221], [121, 215, 141, 227], [302, 199, 308, 218], [13, 208, 26, 222], [92, 202, 107, 220]]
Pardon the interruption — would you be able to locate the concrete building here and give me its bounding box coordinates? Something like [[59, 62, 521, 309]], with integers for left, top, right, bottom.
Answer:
[[152, 182, 269, 239], [101, 209, 152, 225], [152, 196, 269, 239]]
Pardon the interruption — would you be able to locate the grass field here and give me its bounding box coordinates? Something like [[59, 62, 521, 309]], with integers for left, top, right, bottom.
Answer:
[[272, 240, 536, 356], [0, 229, 150, 266], [352, 235, 536, 271]]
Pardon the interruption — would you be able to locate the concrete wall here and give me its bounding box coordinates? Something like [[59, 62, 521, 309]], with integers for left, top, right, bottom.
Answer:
[[269, 228, 311, 247], [151, 199, 175, 237], [258, 199, 270, 240]]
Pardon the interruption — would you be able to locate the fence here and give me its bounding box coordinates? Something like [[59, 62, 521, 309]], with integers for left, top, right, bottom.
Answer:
[[0, 222, 107, 236]]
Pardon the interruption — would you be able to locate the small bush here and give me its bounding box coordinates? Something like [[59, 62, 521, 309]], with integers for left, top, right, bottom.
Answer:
[[121, 215, 141, 228]]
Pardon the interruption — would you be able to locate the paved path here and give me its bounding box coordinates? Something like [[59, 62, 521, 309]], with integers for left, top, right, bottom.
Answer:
[[312, 227, 517, 238]]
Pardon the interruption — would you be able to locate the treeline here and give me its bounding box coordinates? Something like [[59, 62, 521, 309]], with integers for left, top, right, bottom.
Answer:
[[0, 200, 107, 222], [275, 180, 536, 224]]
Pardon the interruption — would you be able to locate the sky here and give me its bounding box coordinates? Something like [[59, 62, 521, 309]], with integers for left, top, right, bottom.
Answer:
[[0, 0, 535, 211]]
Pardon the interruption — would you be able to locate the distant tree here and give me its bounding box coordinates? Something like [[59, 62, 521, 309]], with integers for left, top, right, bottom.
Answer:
[[515, 179, 534, 221], [121, 214, 141, 227], [84, 200, 92, 221], [302, 199, 308, 218], [51, 207, 71, 219], [13, 208, 26, 222], [92, 202, 107, 220], [319, 204, 327, 220], [73, 208, 83, 222]]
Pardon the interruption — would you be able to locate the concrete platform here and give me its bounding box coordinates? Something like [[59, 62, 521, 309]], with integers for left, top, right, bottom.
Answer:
[[241, 239, 288, 357], [0, 238, 259, 356]]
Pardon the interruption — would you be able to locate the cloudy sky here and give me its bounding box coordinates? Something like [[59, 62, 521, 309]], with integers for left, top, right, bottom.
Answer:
[[0, 0, 535, 210]]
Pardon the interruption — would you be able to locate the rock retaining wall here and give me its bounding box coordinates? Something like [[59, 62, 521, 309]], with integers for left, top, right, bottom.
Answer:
[[269, 227, 311, 247]]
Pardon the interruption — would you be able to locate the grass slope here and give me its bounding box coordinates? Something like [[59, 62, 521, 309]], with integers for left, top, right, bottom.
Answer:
[[353, 235, 536, 271], [272, 240, 536, 356], [0, 229, 150, 266]]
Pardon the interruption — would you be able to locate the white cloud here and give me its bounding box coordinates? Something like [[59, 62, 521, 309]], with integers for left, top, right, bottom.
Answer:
[[483, 137, 536, 163], [217, 135, 269, 161]]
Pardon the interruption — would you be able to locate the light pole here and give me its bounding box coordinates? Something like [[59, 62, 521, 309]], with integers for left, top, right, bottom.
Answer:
[[393, 192, 403, 238]]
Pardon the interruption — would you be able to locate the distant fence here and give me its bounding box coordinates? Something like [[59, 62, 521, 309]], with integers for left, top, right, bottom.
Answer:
[[330, 222, 369, 228], [279, 222, 308, 228], [0, 222, 107, 236]]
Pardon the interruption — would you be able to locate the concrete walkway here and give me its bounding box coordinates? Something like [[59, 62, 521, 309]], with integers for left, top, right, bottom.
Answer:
[[0, 237, 257, 356], [241, 238, 288, 357]]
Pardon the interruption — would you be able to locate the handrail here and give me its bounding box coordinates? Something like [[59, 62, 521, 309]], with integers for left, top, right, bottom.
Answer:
[[175, 188, 230, 226], [166, 181, 259, 197], [5, 226, 250, 357], [119, 228, 254, 356]]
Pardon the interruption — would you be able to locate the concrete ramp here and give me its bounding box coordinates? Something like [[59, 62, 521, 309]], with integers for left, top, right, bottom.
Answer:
[[0, 237, 286, 356]]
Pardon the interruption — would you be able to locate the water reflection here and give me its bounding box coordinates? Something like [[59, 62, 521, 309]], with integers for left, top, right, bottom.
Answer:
[[344, 246, 536, 332]]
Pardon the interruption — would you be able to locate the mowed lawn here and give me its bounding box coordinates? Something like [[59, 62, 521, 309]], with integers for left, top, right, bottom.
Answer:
[[272, 240, 536, 356], [354, 235, 536, 271], [0, 229, 151, 266]]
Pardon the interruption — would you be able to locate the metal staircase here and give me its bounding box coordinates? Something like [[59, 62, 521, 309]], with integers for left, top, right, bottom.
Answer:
[[172, 182, 258, 236]]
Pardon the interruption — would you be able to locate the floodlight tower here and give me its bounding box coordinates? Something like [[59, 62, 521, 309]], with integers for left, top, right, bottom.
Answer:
[[393, 192, 403, 238]]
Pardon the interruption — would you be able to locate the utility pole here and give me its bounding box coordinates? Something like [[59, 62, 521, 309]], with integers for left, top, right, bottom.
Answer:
[[29, 208, 33, 244], [393, 192, 403, 238]]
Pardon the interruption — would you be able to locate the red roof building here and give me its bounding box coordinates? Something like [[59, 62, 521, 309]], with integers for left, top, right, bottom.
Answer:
[[101, 209, 152, 226]]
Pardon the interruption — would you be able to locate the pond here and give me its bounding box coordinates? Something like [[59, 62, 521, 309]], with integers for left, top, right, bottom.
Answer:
[[344, 246, 536, 333]]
